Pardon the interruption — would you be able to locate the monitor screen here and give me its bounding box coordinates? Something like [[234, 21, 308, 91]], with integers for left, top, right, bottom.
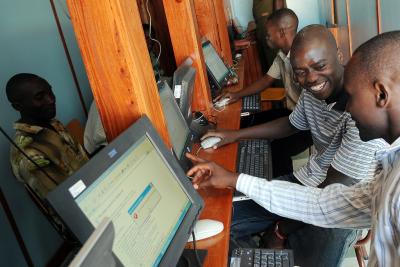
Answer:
[[158, 81, 191, 160], [202, 40, 230, 85], [47, 116, 203, 267]]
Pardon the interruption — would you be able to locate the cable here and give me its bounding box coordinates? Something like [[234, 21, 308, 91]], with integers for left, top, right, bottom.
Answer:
[[145, 0, 162, 65], [191, 230, 203, 267]]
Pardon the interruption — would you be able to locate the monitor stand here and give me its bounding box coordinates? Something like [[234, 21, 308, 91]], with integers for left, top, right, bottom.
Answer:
[[176, 249, 208, 267]]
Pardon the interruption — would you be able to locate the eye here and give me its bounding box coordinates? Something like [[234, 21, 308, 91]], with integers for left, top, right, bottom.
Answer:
[[34, 92, 45, 100], [294, 70, 306, 78], [315, 64, 326, 71]]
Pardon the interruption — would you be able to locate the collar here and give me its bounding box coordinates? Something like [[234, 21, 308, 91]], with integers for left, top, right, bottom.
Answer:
[[14, 119, 63, 134], [375, 137, 400, 161], [277, 50, 290, 61]]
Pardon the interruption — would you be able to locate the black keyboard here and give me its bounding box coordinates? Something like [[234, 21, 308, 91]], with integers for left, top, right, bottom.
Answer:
[[230, 248, 294, 267], [242, 94, 261, 112], [237, 139, 272, 179]]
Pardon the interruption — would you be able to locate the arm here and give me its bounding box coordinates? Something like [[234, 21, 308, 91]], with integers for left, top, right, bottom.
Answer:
[[187, 155, 373, 229], [238, 174, 373, 229], [217, 75, 276, 103], [201, 116, 299, 148]]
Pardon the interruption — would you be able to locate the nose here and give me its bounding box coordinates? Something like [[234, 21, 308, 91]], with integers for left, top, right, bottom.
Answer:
[[306, 70, 318, 84], [45, 92, 55, 104]]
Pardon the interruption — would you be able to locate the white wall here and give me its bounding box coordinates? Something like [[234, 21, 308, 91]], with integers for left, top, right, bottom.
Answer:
[[229, 0, 322, 31], [229, 0, 254, 30], [287, 0, 322, 30], [0, 0, 91, 266]]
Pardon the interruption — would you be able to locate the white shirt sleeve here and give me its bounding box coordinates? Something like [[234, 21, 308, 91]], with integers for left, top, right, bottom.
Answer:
[[236, 173, 373, 229], [84, 102, 107, 154], [266, 56, 282, 80]]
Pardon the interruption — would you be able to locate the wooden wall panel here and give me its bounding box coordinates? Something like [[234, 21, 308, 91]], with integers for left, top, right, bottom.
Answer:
[[66, 0, 170, 146], [193, 0, 232, 65], [163, 0, 212, 114], [213, 0, 233, 65]]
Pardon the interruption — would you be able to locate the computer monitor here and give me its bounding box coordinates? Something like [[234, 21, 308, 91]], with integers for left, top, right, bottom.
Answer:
[[47, 116, 204, 267], [201, 40, 230, 92], [173, 58, 196, 124], [158, 81, 194, 170], [68, 217, 120, 267]]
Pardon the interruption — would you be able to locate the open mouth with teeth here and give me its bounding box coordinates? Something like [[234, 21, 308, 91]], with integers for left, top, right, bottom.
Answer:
[[309, 81, 327, 92]]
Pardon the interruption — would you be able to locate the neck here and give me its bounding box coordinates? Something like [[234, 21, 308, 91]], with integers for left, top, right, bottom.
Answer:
[[387, 106, 400, 144], [326, 67, 345, 105], [282, 35, 295, 54], [19, 116, 53, 129]]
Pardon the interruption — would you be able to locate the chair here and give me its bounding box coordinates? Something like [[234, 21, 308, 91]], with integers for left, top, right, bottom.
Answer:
[[354, 230, 371, 267], [261, 87, 286, 110]]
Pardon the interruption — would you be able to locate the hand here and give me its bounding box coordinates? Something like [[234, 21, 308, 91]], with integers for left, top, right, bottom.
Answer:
[[186, 153, 239, 189], [213, 91, 240, 105], [200, 129, 239, 149]]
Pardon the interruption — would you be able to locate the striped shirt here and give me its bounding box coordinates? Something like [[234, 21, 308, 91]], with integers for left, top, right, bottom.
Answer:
[[236, 136, 400, 267], [289, 90, 388, 186]]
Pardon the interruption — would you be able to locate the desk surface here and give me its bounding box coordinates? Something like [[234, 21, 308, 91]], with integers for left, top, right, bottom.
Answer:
[[186, 55, 245, 267]]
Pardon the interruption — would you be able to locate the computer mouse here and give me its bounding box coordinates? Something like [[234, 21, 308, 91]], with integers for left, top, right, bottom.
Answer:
[[214, 97, 230, 108], [200, 136, 222, 149], [187, 219, 224, 242]]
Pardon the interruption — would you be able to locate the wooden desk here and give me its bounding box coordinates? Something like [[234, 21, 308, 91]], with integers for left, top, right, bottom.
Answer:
[[186, 55, 245, 267]]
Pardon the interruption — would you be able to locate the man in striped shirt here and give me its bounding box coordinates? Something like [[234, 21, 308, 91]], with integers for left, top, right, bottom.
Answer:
[[188, 31, 400, 266], [194, 25, 387, 267]]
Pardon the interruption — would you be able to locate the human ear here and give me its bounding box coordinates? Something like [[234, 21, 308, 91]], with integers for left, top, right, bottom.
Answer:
[[11, 102, 22, 111], [374, 81, 389, 107]]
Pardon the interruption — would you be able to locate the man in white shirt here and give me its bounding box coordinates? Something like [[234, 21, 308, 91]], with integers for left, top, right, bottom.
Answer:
[[188, 31, 400, 267]]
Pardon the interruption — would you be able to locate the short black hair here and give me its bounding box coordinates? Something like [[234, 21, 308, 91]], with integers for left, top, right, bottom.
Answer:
[[6, 73, 46, 103], [352, 31, 400, 82], [266, 8, 299, 33]]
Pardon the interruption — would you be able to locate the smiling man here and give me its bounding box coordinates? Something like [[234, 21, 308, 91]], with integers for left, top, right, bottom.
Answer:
[[6, 73, 88, 199], [187, 31, 400, 267], [192, 25, 388, 267]]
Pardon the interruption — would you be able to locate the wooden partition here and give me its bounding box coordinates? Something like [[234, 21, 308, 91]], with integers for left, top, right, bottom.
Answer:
[[66, 0, 170, 146], [193, 0, 233, 65], [163, 0, 212, 114]]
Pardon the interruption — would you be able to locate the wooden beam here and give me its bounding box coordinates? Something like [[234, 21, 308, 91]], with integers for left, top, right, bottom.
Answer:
[[66, 0, 170, 146], [376, 0, 382, 34], [163, 0, 212, 114], [344, 0, 353, 55], [213, 0, 233, 65]]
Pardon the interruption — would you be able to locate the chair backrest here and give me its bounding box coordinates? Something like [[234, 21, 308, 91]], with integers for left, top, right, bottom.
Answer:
[[66, 119, 85, 146]]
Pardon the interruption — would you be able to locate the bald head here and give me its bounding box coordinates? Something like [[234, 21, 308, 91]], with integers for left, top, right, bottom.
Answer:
[[292, 25, 337, 55], [266, 8, 298, 35], [350, 31, 400, 83]]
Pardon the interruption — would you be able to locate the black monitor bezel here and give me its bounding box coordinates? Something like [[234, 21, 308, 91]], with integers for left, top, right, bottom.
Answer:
[[158, 81, 193, 165], [179, 67, 196, 125], [47, 116, 204, 267], [201, 40, 230, 89]]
